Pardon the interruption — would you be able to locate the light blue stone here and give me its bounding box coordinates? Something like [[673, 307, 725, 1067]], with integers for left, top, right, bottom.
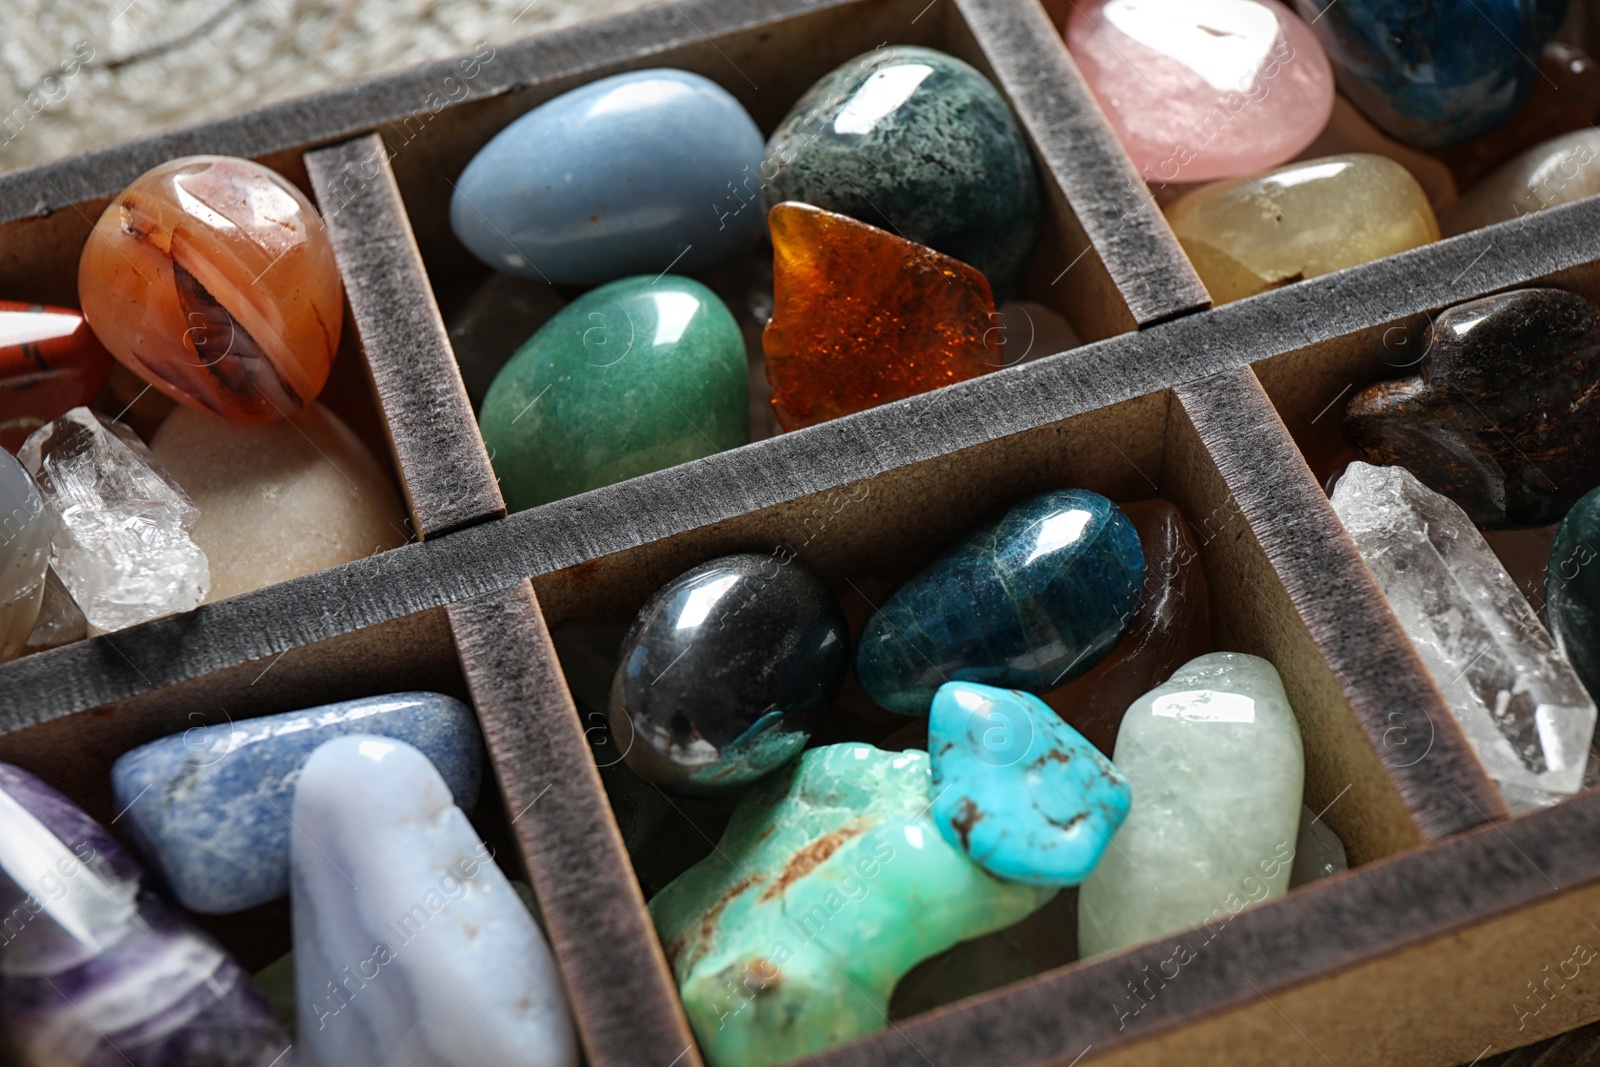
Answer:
[[110, 692, 483, 914], [929, 682, 1129, 887], [451, 69, 766, 285]]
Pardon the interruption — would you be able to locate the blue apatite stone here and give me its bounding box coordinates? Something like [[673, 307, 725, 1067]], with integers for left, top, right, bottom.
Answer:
[[929, 682, 1130, 886], [111, 692, 483, 914], [451, 69, 766, 285], [1292, 0, 1569, 147], [856, 489, 1145, 716]]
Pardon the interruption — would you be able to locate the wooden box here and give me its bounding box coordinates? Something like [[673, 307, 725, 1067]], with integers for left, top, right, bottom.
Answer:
[[3, 1, 1599, 1064]]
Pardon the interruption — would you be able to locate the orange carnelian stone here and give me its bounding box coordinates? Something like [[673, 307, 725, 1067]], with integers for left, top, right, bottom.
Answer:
[[763, 202, 1001, 431], [78, 156, 343, 421]]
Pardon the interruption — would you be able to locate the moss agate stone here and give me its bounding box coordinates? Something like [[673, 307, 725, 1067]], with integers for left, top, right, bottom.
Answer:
[[762, 46, 1041, 298], [856, 489, 1145, 716], [1549, 485, 1600, 705], [479, 276, 748, 511], [929, 682, 1130, 886], [1345, 288, 1600, 529], [649, 744, 1052, 1067]]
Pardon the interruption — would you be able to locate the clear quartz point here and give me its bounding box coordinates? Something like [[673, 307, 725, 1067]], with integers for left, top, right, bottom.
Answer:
[[1332, 462, 1597, 813]]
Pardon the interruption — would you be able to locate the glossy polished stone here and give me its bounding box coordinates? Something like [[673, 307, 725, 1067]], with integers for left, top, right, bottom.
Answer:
[[0, 301, 113, 453], [1043, 498, 1212, 754], [0, 760, 295, 1066], [1333, 462, 1595, 811], [1166, 153, 1439, 303], [763, 202, 1001, 430], [480, 275, 747, 511], [292, 736, 576, 1067], [929, 682, 1130, 886], [1550, 485, 1600, 705], [1290, 0, 1569, 147], [452, 69, 765, 286], [762, 46, 1041, 298], [856, 489, 1145, 716], [445, 272, 565, 410], [1345, 288, 1600, 528], [649, 744, 1053, 1067], [1441, 128, 1600, 236], [112, 693, 482, 914], [1066, 0, 1334, 184], [0, 449, 48, 662], [78, 156, 343, 421], [1078, 652, 1304, 956], [150, 402, 408, 601], [610, 552, 849, 793]]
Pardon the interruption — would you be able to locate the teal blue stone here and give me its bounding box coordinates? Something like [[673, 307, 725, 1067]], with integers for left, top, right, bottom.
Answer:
[[1548, 485, 1600, 702], [929, 682, 1129, 887], [855, 489, 1145, 716], [762, 46, 1041, 299]]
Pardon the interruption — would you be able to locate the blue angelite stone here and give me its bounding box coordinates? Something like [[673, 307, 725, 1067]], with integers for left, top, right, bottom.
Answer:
[[1291, 0, 1568, 147], [111, 692, 483, 914], [451, 69, 765, 285], [856, 489, 1145, 716], [929, 682, 1130, 886]]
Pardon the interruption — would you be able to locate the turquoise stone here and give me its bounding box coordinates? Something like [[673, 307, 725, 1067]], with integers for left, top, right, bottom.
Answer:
[[762, 46, 1041, 299], [855, 489, 1145, 716], [479, 276, 748, 511], [929, 682, 1129, 887], [648, 743, 1053, 1067], [1078, 653, 1305, 957], [1548, 484, 1600, 703]]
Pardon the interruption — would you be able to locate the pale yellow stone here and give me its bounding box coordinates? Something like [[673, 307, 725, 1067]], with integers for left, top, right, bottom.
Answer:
[[150, 403, 408, 602], [1441, 129, 1600, 237], [1166, 153, 1439, 305]]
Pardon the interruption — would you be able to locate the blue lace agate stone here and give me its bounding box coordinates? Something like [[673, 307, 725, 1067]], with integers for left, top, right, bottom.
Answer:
[[111, 692, 483, 914], [855, 489, 1145, 715], [1292, 0, 1568, 147], [929, 682, 1130, 887]]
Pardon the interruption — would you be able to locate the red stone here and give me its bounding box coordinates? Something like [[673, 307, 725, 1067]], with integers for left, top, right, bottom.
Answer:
[[0, 301, 114, 453]]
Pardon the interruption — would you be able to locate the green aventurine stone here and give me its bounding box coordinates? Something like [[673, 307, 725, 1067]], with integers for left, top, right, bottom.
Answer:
[[479, 275, 748, 511], [649, 744, 1053, 1067]]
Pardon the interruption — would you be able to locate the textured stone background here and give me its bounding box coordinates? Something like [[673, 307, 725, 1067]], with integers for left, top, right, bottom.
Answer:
[[0, 0, 655, 173]]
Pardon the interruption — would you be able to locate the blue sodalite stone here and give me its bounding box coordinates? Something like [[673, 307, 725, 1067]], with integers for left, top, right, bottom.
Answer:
[[855, 489, 1145, 716], [762, 46, 1042, 299], [929, 682, 1130, 886], [1291, 0, 1568, 147], [111, 692, 483, 914], [451, 69, 765, 285]]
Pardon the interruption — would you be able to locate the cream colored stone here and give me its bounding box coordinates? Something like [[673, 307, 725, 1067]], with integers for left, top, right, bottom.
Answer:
[[1166, 153, 1439, 305], [150, 403, 407, 602]]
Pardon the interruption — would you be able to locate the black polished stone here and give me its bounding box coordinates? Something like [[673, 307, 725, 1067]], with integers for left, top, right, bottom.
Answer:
[[608, 552, 849, 794]]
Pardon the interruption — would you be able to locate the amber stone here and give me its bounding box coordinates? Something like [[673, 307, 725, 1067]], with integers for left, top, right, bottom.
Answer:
[[78, 156, 343, 422], [763, 202, 1001, 431], [0, 301, 113, 452]]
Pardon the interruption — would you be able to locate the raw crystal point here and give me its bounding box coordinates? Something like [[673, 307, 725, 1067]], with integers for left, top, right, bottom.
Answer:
[[19, 407, 208, 632], [112, 693, 483, 914], [649, 744, 1053, 1067], [1077, 652, 1304, 957], [763, 202, 1003, 430], [0, 760, 296, 1067], [0, 300, 114, 453], [1290, 803, 1348, 886], [1441, 128, 1600, 236], [0, 449, 48, 661], [1331, 461, 1597, 812], [292, 735, 577, 1067], [929, 682, 1130, 886]]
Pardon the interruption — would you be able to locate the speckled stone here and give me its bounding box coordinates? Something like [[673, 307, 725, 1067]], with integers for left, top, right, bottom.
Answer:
[[929, 682, 1130, 886], [856, 489, 1145, 716], [110, 693, 483, 914], [762, 46, 1041, 298], [1345, 287, 1600, 529]]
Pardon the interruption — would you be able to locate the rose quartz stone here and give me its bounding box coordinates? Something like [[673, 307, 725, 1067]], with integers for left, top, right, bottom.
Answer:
[[1066, 0, 1334, 185]]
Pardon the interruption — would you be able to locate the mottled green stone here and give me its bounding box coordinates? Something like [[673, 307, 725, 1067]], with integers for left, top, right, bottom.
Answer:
[[762, 46, 1042, 299], [479, 276, 748, 511], [1548, 485, 1600, 704], [649, 744, 1053, 1067]]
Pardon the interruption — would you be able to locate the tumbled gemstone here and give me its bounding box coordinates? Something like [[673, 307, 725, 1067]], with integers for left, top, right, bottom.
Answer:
[[0, 301, 113, 453], [1441, 129, 1600, 236], [78, 156, 343, 421], [763, 202, 1002, 431]]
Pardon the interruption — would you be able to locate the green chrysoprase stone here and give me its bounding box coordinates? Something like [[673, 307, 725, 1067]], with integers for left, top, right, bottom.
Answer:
[[649, 744, 1053, 1067], [479, 276, 747, 511]]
